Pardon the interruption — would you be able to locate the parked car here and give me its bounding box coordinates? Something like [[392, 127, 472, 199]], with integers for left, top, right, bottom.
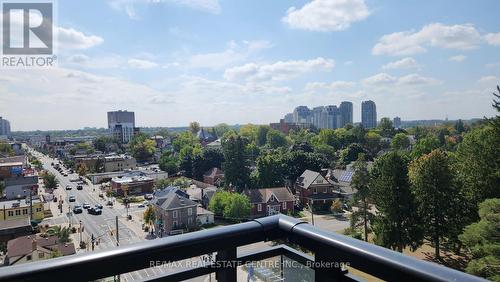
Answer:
[[95, 204, 103, 209], [88, 207, 102, 215], [77, 185, 83, 190], [144, 194, 153, 200], [83, 203, 91, 209], [69, 195, 76, 202], [65, 185, 72, 190], [73, 205, 83, 214]]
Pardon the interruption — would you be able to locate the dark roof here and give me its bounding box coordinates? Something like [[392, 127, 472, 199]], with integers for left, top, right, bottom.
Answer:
[[0, 219, 31, 230], [153, 192, 198, 211], [7, 235, 75, 258], [153, 186, 189, 199], [244, 187, 294, 204], [186, 187, 217, 201]]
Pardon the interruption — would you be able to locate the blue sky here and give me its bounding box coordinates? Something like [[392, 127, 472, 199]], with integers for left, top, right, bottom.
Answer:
[[1, 0, 500, 130]]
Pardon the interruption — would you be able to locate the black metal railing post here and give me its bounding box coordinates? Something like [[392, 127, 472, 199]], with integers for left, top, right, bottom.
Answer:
[[215, 248, 237, 281]]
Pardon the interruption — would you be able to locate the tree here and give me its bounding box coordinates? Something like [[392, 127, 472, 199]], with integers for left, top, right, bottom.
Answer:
[[0, 181, 5, 197], [76, 163, 88, 176], [378, 117, 394, 137], [371, 151, 422, 252], [283, 151, 328, 185], [0, 142, 14, 156], [213, 123, 233, 137], [350, 154, 373, 242], [129, 133, 156, 162], [52, 226, 71, 243], [455, 125, 500, 218], [256, 125, 270, 146], [189, 122, 201, 134], [222, 134, 250, 191], [391, 133, 410, 150], [143, 206, 156, 228], [42, 172, 59, 189], [192, 148, 224, 181], [256, 151, 285, 188], [364, 132, 381, 156], [208, 191, 231, 216], [158, 152, 179, 175], [223, 193, 252, 220], [94, 157, 105, 173], [330, 199, 343, 213], [93, 136, 121, 153], [312, 129, 339, 150], [459, 198, 500, 281], [340, 143, 368, 165], [409, 149, 465, 259], [411, 136, 440, 159], [454, 119, 466, 134], [266, 129, 288, 149], [239, 124, 258, 143]]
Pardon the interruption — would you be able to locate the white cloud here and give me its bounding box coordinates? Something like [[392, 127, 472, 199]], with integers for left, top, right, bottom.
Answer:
[[382, 57, 420, 69], [128, 58, 159, 69], [485, 61, 500, 68], [363, 73, 439, 86], [282, 0, 370, 32], [305, 80, 355, 92], [449, 55, 467, 62], [224, 57, 335, 82], [485, 33, 500, 46], [57, 27, 103, 49], [373, 23, 483, 56], [477, 75, 498, 85], [187, 40, 272, 70], [109, 0, 221, 19]]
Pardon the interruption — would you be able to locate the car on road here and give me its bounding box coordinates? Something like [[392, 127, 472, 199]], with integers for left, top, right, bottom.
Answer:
[[83, 203, 91, 209], [77, 185, 83, 190], [63, 173, 68, 177], [69, 196, 76, 202], [95, 204, 103, 209], [144, 194, 153, 200], [88, 207, 102, 215], [65, 185, 72, 190], [70, 178, 79, 182], [106, 200, 113, 206], [73, 205, 83, 214]]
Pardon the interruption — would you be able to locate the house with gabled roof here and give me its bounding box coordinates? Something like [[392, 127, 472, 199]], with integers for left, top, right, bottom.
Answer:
[[244, 187, 294, 217], [5, 235, 75, 265], [295, 169, 342, 209], [151, 192, 198, 236]]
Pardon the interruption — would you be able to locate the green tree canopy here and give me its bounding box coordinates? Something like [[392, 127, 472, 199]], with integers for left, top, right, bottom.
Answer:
[[411, 135, 440, 159], [222, 134, 250, 191], [350, 154, 373, 242], [391, 133, 410, 150], [266, 129, 288, 149], [158, 152, 180, 175], [459, 198, 500, 281], [129, 133, 156, 162], [371, 151, 422, 252]]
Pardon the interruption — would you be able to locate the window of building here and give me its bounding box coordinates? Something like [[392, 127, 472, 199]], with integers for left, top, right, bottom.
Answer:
[[188, 217, 192, 225], [257, 204, 262, 212], [172, 210, 178, 219], [36, 208, 42, 212], [15, 210, 21, 216], [313, 188, 317, 194], [27, 255, 32, 261], [39, 252, 44, 259], [8, 211, 14, 217], [22, 209, 28, 215], [282, 202, 286, 209], [187, 208, 192, 216], [173, 221, 178, 228]]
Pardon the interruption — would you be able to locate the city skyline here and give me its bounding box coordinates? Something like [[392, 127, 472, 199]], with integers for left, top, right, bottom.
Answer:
[[1, 0, 500, 131]]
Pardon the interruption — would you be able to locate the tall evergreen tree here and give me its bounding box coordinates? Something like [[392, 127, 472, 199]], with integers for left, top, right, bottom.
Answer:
[[222, 134, 250, 191], [409, 149, 466, 259], [370, 151, 423, 252], [350, 153, 373, 242]]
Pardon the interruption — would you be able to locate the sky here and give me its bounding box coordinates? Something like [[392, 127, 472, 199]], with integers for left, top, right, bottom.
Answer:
[[1, 0, 500, 131]]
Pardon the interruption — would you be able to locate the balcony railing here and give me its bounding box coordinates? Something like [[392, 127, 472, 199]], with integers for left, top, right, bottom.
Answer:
[[0, 215, 486, 282]]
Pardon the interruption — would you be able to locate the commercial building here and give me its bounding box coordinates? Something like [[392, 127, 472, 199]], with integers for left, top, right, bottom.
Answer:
[[107, 110, 136, 143], [339, 101, 353, 127], [111, 175, 154, 196], [0, 117, 11, 137], [4, 176, 39, 200], [0, 162, 23, 180], [73, 154, 137, 173], [361, 100, 377, 129], [0, 198, 44, 222]]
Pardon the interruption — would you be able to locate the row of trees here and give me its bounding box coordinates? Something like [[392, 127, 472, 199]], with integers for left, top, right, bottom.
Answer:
[[348, 89, 499, 280]]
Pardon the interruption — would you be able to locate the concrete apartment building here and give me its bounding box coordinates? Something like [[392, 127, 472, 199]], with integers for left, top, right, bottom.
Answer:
[[393, 116, 402, 128], [0, 117, 11, 138], [339, 101, 353, 127], [287, 101, 353, 130], [361, 100, 377, 129], [107, 110, 136, 143]]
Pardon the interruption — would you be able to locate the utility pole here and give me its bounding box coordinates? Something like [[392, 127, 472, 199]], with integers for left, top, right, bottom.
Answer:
[[79, 220, 83, 244], [115, 216, 119, 246], [308, 203, 315, 226], [91, 234, 95, 251]]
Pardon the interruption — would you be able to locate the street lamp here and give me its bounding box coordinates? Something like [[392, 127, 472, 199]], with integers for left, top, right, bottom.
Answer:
[[79, 220, 83, 244]]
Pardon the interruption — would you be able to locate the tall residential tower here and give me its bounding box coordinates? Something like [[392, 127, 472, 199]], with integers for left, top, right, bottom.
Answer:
[[107, 110, 136, 143], [361, 101, 377, 129]]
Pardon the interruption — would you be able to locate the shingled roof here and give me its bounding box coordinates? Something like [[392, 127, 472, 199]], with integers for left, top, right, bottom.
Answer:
[[244, 187, 294, 204]]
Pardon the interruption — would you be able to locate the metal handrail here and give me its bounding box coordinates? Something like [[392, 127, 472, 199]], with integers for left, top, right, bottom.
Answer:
[[0, 215, 486, 282]]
